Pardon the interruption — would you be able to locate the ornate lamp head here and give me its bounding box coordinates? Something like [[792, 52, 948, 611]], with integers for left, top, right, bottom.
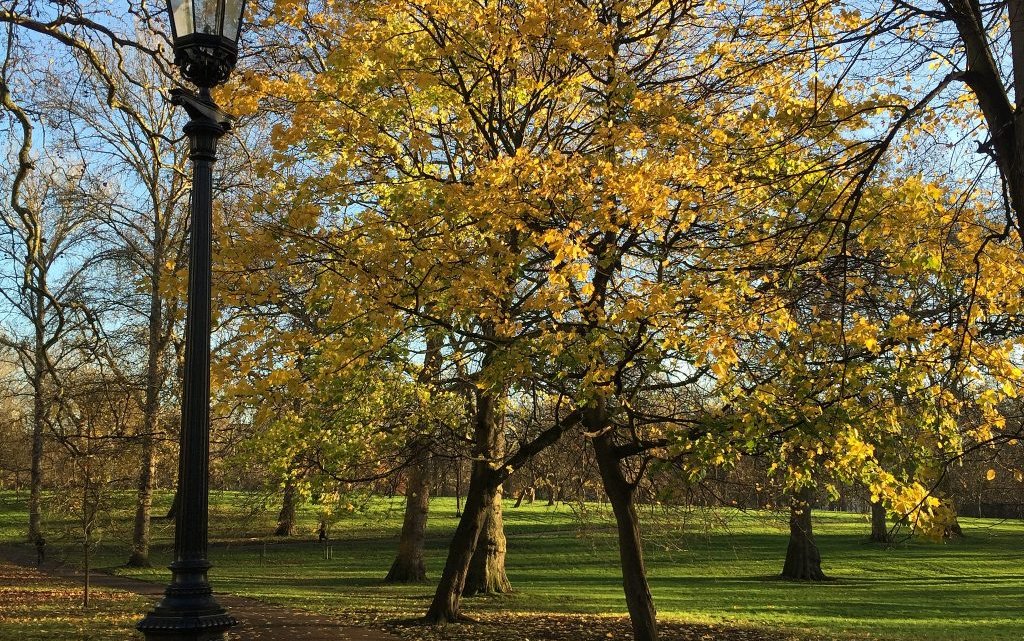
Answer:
[[166, 0, 246, 87]]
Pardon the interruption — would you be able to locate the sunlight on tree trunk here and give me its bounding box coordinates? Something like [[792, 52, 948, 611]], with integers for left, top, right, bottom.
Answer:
[[782, 488, 828, 581], [463, 485, 511, 596], [386, 449, 431, 583], [592, 417, 657, 641]]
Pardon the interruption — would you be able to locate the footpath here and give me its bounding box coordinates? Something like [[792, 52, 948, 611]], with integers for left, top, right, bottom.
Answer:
[[0, 545, 401, 641]]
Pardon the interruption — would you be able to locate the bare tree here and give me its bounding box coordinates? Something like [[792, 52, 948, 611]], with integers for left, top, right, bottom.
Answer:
[[0, 35, 99, 539], [38, 49, 192, 567]]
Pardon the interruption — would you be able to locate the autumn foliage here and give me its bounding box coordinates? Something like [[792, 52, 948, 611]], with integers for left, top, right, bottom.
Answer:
[[3, 0, 1024, 639]]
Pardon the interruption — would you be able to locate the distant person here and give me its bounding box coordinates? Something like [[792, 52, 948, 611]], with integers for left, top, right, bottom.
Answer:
[[318, 521, 328, 542]]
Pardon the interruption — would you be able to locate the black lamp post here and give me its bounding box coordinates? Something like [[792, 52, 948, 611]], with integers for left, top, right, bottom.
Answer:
[[137, 0, 244, 638]]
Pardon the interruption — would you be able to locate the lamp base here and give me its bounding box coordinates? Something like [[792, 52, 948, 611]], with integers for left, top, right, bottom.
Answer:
[[137, 560, 238, 640], [137, 608, 237, 640]]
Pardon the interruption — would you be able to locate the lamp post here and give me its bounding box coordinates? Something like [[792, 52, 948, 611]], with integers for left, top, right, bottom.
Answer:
[[137, 0, 244, 638]]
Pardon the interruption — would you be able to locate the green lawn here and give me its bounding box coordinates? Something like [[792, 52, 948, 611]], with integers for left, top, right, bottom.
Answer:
[[0, 558, 150, 641], [0, 490, 1020, 640]]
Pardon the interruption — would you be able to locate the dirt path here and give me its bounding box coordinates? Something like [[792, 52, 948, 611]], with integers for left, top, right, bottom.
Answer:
[[0, 545, 400, 641]]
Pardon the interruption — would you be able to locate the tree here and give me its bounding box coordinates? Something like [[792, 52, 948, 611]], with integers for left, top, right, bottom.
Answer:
[[781, 486, 828, 581], [869, 499, 891, 544], [855, 0, 1024, 248], [47, 53, 191, 568], [0, 80, 96, 542], [49, 367, 138, 607], [233, 0, 1024, 635], [386, 334, 443, 583], [0, 0, 190, 566]]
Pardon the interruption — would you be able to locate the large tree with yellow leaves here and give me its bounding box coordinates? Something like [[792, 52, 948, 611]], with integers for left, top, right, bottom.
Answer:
[[225, 0, 1024, 638]]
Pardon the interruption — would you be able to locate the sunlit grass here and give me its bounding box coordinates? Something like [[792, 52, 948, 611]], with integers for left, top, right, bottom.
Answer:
[[0, 558, 150, 641], [1, 490, 1021, 640]]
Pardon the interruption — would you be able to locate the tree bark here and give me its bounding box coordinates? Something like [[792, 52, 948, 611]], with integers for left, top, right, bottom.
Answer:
[[127, 255, 165, 567], [164, 488, 179, 520], [454, 459, 462, 517], [128, 318, 161, 565], [782, 487, 828, 580], [425, 384, 502, 623], [591, 405, 658, 641], [387, 334, 440, 581], [385, 448, 431, 582], [275, 475, 298, 537], [944, 0, 1024, 243], [28, 325, 44, 544], [463, 484, 511, 595], [869, 500, 890, 545], [934, 475, 965, 540], [126, 434, 157, 566], [425, 464, 497, 623], [83, 538, 90, 609]]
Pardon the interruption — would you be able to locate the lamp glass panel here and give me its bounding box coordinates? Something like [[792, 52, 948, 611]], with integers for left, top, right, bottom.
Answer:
[[169, 0, 194, 37], [194, 0, 220, 35], [221, 0, 243, 41]]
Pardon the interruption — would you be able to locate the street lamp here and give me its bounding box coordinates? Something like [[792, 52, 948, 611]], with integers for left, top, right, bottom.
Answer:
[[137, 0, 245, 638]]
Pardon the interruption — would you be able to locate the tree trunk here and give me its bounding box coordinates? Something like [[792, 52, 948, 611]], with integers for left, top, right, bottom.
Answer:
[[944, 517, 965, 540], [943, 0, 1024, 245], [454, 459, 462, 517], [387, 334, 440, 581], [869, 500, 890, 545], [782, 487, 828, 580], [275, 476, 298, 537], [127, 267, 165, 567], [28, 329, 45, 543], [385, 448, 431, 582], [164, 488, 179, 520], [593, 423, 658, 641], [425, 384, 502, 623], [463, 484, 511, 596], [934, 475, 965, 540], [425, 466, 497, 623], [83, 451, 92, 609], [126, 434, 157, 566], [83, 539, 90, 609]]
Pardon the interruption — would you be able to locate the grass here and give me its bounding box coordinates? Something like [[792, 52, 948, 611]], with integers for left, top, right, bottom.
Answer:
[[1, 489, 1021, 640], [0, 559, 150, 641]]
